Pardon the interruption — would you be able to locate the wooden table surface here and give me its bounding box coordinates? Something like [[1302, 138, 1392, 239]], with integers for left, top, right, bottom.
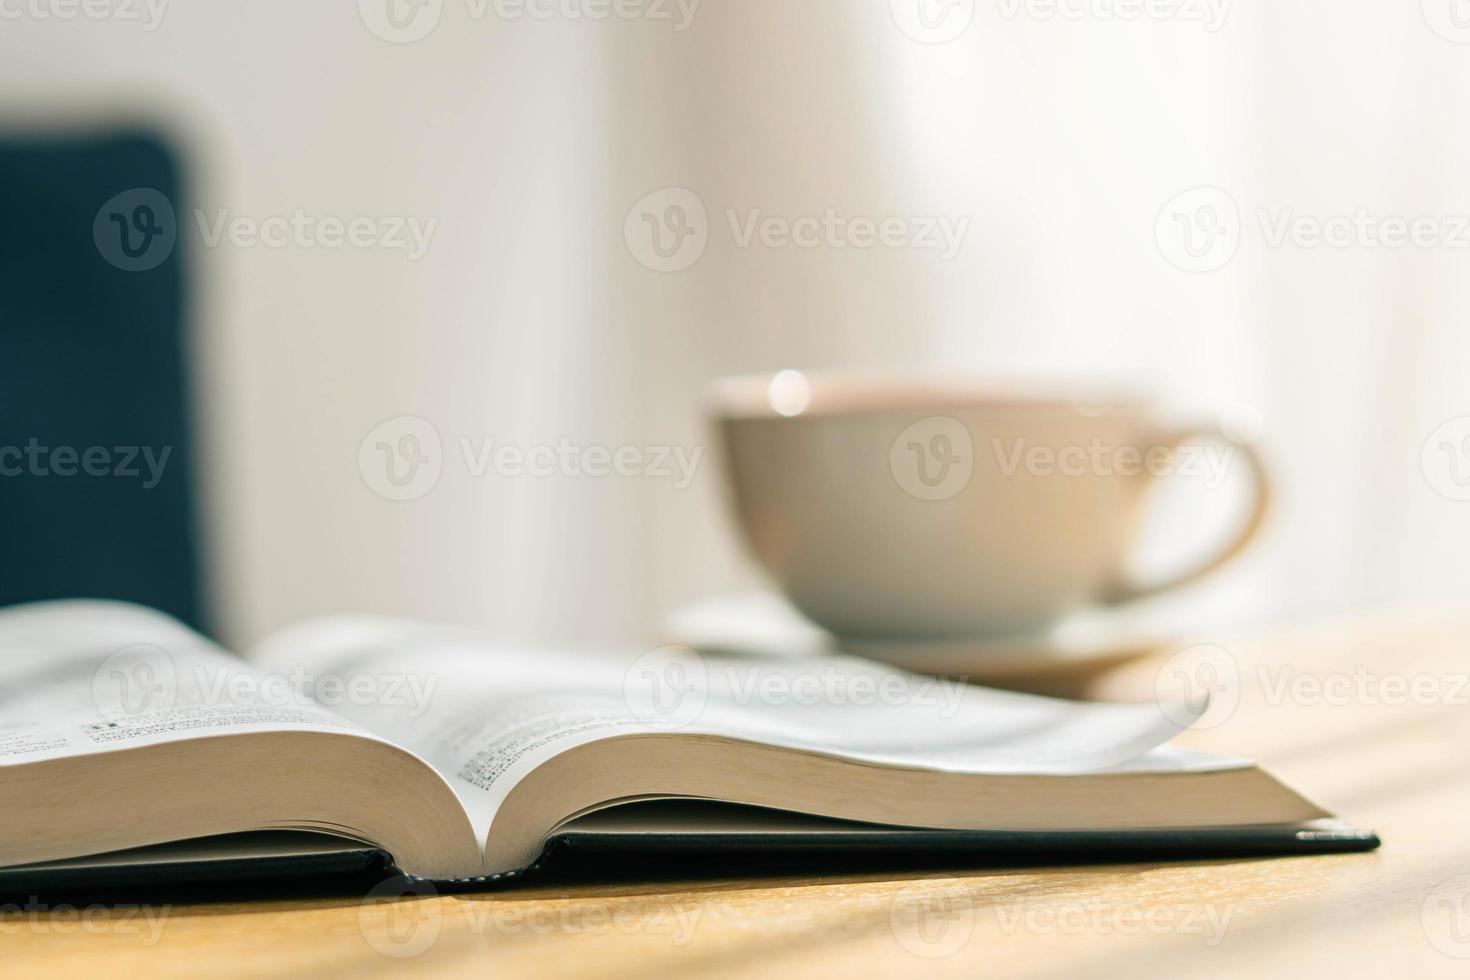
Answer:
[[9, 611, 1470, 978]]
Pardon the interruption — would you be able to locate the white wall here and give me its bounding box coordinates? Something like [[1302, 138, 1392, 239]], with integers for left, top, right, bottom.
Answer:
[[3, 0, 1467, 648]]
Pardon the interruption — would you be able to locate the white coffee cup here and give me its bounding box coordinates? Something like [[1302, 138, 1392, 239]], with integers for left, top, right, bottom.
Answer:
[[711, 372, 1271, 640]]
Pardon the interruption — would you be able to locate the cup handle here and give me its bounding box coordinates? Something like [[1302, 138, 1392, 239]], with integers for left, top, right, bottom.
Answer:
[[1099, 424, 1273, 605]]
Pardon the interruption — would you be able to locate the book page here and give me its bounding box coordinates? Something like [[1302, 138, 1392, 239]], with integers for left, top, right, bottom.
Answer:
[[0, 601, 385, 766], [252, 616, 1206, 839]]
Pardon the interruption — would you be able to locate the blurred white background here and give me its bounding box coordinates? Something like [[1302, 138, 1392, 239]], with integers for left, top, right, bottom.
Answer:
[[3, 0, 1468, 648]]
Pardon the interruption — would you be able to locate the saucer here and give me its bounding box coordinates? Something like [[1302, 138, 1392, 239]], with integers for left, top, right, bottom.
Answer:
[[661, 591, 1189, 683]]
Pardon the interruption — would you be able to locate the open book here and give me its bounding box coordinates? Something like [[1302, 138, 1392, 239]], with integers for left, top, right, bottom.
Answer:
[[0, 601, 1376, 887]]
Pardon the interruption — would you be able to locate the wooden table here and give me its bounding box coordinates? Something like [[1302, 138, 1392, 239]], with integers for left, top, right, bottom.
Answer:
[[9, 611, 1470, 978]]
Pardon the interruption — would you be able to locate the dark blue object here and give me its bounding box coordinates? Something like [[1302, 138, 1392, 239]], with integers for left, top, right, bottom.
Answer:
[[0, 130, 206, 632]]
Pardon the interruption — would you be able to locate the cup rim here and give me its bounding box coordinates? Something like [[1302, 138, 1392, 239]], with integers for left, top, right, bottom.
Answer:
[[707, 370, 1153, 420]]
